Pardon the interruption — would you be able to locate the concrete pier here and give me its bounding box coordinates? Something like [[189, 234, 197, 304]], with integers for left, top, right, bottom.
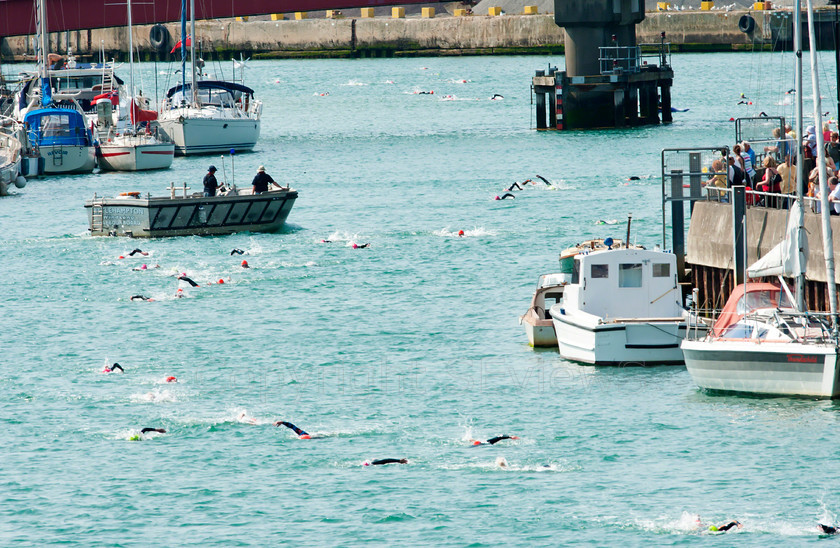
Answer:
[[0, 9, 834, 61]]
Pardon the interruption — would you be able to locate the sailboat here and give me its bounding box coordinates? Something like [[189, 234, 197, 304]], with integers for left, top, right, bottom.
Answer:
[[156, 0, 261, 155], [18, 0, 96, 174], [96, 0, 174, 171], [681, 0, 840, 398]]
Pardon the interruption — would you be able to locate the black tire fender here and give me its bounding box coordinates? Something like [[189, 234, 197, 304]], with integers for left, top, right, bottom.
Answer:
[[149, 24, 170, 53], [738, 14, 755, 34]]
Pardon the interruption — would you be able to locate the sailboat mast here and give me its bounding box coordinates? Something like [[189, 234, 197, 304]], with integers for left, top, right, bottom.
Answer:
[[190, 0, 197, 107], [180, 0, 186, 100], [36, 0, 49, 106], [127, 0, 135, 130], [795, 0, 806, 311], [806, 0, 839, 329]]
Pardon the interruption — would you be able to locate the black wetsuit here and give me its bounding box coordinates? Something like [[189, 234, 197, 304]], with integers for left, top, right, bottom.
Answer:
[[487, 435, 515, 445], [355, 243, 370, 248], [536, 175, 552, 186], [370, 458, 407, 466], [130, 295, 151, 301], [230, 249, 246, 256], [177, 275, 199, 287], [716, 521, 740, 532], [492, 94, 504, 99], [111, 363, 124, 372], [506, 182, 523, 191], [498, 193, 515, 200], [275, 421, 308, 436], [140, 428, 165, 434], [819, 524, 838, 535], [128, 248, 147, 257]]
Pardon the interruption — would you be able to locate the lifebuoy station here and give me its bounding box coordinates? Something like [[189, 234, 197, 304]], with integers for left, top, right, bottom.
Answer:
[[532, 0, 673, 130]]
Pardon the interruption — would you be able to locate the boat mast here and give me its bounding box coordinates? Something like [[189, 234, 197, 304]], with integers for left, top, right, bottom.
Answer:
[[127, 0, 135, 131], [35, 0, 50, 107], [190, 0, 197, 107], [795, 0, 806, 311], [180, 0, 186, 103], [807, 0, 839, 330]]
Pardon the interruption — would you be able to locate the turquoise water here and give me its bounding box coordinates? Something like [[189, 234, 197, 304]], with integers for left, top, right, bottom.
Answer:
[[3, 52, 840, 545]]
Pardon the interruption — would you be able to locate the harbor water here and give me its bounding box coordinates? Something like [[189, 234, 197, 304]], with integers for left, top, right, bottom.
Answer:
[[3, 52, 840, 545]]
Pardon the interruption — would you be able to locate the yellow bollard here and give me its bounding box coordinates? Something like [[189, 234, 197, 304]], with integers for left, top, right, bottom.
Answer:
[[700, 1, 714, 10], [270, 13, 284, 20], [294, 12, 306, 20], [391, 7, 405, 18], [488, 6, 502, 16], [236, 16, 249, 21], [656, 2, 670, 10], [523, 5, 538, 14], [361, 7, 375, 18], [421, 7, 435, 18], [753, 1, 766, 9], [454, 8, 467, 16]]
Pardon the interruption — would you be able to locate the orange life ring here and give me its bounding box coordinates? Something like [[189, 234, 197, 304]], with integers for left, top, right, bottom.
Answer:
[[119, 191, 141, 197]]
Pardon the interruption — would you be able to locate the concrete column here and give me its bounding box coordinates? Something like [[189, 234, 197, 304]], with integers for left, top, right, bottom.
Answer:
[[535, 90, 546, 129], [660, 83, 672, 123]]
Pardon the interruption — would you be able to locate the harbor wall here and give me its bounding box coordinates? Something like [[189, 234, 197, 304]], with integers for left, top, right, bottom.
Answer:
[[686, 200, 840, 313], [0, 10, 793, 60]]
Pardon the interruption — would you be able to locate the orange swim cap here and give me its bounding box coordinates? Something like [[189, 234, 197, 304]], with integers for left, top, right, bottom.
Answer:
[[218, 279, 225, 284], [241, 260, 248, 267], [166, 376, 177, 383], [473, 441, 481, 445], [458, 230, 465, 236], [299, 434, 311, 439], [118, 256, 124, 259]]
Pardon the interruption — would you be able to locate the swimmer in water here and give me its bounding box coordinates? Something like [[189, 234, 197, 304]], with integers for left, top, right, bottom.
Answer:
[[495, 456, 508, 468], [176, 273, 199, 287], [471, 435, 520, 446], [130, 295, 154, 302], [709, 521, 741, 532], [241, 260, 250, 268], [506, 182, 524, 191], [494, 193, 515, 200], [320, 239, 332, 243], [417, 90, 434, 95], [230, 248, 246, 256], [491, 94, 504, 100], [128, 248, 149, 257], [274, 421, 313, 439], [140, 428, 166, 434], [364, 458, 408, 466], [819, 524, 839, 535], [351, 243, 370, 249], [535, 175, 554, 187], [457, 230, 465, 237], [104, 363, 124, 373]]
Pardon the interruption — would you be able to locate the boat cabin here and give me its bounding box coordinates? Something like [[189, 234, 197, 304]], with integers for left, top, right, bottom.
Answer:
[[563, 248, 682, 320], [24, 107, 93, 147], [164, 81, 255, 109]]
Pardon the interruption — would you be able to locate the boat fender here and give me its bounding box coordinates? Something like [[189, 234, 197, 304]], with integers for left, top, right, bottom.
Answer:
[[14, 175, 26, 189], [738, 14, 755, 34], [149, 24, 170, 53], [119, 191, 141, 197], [178, 115, 185, 123]]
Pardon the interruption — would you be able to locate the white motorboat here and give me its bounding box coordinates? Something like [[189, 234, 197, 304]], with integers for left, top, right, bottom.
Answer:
[[681, 0, 840, 398], [157, 0, 261, 155], [549, 243, 697, 365], [95, 0, 174, 171], [520, 239, 637, 348]]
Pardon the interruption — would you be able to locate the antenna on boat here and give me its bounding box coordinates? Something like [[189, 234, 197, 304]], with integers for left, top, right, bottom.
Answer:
[[230, 148, 235, 187], [219, 153, 228, 187], [625, 214, 632, 248]]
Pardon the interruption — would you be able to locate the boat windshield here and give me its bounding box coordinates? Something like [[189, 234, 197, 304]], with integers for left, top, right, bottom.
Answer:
[[736, 289, 793, 314], [712, 283, 793, 337]]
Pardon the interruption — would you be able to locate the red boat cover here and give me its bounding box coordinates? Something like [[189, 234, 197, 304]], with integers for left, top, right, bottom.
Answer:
[[93, 90, 119, 106], [130, 99, 158, 124], [712, 283, 790, 337]]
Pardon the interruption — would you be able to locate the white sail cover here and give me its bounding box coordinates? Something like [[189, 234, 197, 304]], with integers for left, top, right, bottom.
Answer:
[[747, 203, 808, 278]]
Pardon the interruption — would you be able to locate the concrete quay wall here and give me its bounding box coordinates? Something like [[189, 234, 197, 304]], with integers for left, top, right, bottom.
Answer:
[[1, 10, 779, 60]]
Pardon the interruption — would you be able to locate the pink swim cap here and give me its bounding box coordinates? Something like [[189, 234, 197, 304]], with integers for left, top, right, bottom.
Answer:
[[352, 243, 359, 249], [140, 264, 147, 270]]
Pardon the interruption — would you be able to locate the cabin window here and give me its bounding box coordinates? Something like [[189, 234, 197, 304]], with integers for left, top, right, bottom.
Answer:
[[572, 260, 580, 284], [40, 114, 71, 137], [618, 263, 643, 287], [652, 263, 670, 278], [591, 264, 609, 279]]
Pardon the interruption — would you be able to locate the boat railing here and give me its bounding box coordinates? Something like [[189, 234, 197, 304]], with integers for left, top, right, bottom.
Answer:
[[686, 303, 837, 344]]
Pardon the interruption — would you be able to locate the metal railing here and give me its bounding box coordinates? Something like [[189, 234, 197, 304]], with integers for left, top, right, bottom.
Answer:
[[599, 46, 641, 75], [702, 186, 824, 212]]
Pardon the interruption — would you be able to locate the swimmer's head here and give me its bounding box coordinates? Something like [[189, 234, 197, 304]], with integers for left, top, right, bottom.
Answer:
[[494, 195, 500, 200], [352, 243, 359, 249], [495, 456, 508, 468], [458, 230, 465, 236], [129, 434, 141, 441], [241, 260, 249, 268], [363, 461, 370, 466], [218, 279, 225, 284], [399, 458, 408, 464], [166, 376, 177, 383], [473, 440, 482, 445], [299, 434, 311, 439], [118, 255, 124, 259], [140, 264, 147, 270]]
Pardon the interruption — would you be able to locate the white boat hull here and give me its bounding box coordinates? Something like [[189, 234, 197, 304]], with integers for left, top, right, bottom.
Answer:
[[40, 144, 96, 174], [158, 115, 260, 156], [551, 312, 689, 365], [682, 340, 840, 398], [98, 142, 174, 171], [524, 320, 557, 347]]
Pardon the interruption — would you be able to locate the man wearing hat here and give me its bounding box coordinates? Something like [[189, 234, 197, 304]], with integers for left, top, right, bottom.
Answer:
[[251, 165, 282, 195], [203, 165, 220, 197]]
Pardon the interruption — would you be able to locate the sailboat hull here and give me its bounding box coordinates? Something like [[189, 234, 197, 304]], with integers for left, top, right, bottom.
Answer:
[[157, 115, 259, 156], [98, 142, 175, 171], [40, 145, 96, 174], [682, 340, 840, 398]]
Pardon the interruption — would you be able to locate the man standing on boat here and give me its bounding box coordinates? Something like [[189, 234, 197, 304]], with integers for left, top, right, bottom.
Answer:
[[203, 165, 220, 197], [251, 166, 283, 194]]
